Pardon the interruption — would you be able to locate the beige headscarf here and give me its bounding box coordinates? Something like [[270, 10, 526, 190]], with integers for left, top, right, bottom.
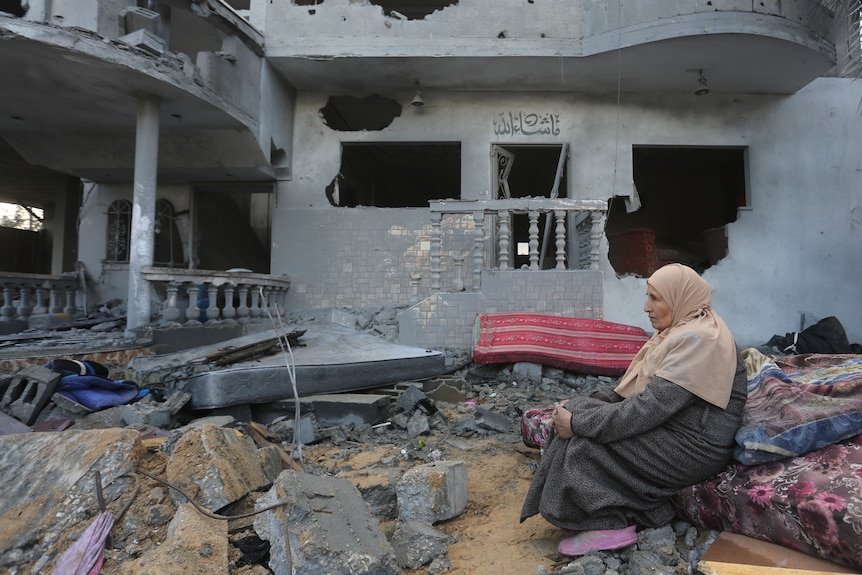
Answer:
[[614, 263, 738, 408]]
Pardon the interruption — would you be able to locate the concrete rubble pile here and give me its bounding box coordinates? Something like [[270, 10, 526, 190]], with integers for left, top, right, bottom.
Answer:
[[0, 337, 722, 575], [0, 367, 478, 574]]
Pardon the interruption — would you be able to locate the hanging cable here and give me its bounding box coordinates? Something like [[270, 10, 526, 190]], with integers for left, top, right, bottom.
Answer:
[[260, 287, 304, 467]]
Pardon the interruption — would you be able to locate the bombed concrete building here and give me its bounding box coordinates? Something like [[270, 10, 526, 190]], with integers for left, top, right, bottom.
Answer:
[[0, 0, 860, 348]]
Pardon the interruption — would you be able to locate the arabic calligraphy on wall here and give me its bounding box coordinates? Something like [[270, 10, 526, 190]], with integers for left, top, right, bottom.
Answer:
[[493, 111, 561, 136]]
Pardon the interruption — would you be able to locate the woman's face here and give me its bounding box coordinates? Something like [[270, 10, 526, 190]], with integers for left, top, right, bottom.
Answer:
[[644, 283, 673, 331]]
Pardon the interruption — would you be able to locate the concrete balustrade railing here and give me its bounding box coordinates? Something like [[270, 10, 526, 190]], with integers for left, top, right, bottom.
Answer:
[[0, 272, 81, 323], [428, 198, 607, 291], [142, 267, 291, 326]]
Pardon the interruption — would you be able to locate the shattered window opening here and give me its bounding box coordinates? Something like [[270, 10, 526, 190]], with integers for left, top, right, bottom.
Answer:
[[154, 199, 184, 268], [0, 201, 43, 232], [106, 199, 132, 263], [606, 146, 747, 277], [492, 144, 569, 269], [332, 143, 460, 208]]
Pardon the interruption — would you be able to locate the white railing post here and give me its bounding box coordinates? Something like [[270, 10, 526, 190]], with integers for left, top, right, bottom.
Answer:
[[17, 286, 33, 320], [471, 211, 485, 291], [49, 286, 63, 314], [205, 283, 220, 322], [554, 209, 567, 270], [33, 286, 49, 315], [185, 284, 201, 324], [498, 209, 510, 270], [1, 287, 15, 321], [528, 210, 540, 271], [430, 212, 442, 291], [163, 282, 181, 323], [223, 284, 236, 321], [237, 285, 250, 322], [590, 211, 603, 270]]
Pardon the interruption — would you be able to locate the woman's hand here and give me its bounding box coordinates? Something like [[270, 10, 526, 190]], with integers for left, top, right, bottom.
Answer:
[[552, 401, 574, 440]]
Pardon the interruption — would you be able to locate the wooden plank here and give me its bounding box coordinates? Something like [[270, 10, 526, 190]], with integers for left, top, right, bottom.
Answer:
[[700, 533, 856, 574], [700, 561, 853, 575]]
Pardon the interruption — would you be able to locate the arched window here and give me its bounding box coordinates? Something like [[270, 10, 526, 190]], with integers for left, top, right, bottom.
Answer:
[[154, 199, 184, 267], [106, 199, 132, 263]]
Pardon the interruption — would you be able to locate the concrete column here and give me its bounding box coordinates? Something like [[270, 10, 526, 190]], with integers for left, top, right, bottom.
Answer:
[[126, 95, 160, 336]]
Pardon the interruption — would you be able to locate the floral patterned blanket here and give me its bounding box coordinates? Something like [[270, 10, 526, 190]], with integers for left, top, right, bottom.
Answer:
[[734, 349, 862, 465], [672, 434, 862, 570], [672, 349, 862, 569]]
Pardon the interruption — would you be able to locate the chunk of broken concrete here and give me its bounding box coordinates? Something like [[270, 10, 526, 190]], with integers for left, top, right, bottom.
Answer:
[[121, 502, 228, 575], [0, 364, 60, 425], [166, 424, 282, 512], [254, 469, 399, 575], [396, 460, 468, 524], [122, 390, 191, 428], [390, 520, 449, 569], [0, 428, 144, 570]]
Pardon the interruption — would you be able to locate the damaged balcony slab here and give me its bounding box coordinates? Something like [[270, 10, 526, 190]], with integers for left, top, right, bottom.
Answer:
[[128, 322, 446, 410]]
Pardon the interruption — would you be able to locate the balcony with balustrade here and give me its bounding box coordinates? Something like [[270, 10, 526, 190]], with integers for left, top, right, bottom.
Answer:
[[398, 198, 609, 349], [0, 268, 291, 335]]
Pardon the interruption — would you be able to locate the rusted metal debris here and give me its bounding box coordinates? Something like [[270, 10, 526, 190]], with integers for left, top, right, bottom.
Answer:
[[204, 329, 306, 367]]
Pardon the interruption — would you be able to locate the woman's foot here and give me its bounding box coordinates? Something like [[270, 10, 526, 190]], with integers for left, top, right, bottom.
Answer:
[[557, 525, 637, 556]]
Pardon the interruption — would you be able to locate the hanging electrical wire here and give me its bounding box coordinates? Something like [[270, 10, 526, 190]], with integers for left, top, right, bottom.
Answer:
[[260, 287, 304, 468]]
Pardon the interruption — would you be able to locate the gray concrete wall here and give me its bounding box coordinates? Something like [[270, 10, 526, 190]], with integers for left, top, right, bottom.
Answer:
[[273, 79, 862, 348], [259, 0, 829, 56], [398, 271, 603, 349]]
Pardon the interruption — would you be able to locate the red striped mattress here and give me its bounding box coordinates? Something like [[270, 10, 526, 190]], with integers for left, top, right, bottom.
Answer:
[[472, 313, 648, 376]]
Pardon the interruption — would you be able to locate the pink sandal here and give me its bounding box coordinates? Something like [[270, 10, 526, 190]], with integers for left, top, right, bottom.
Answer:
[[557, 525, 637, 556]]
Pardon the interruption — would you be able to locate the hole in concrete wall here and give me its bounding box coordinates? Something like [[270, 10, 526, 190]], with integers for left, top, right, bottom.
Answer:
[[606, 146, 747, 277], [332, 143, 460, 207], [320, 95, 402, 131], [293, 0, 323, 5], [369, 0, 456, 19]]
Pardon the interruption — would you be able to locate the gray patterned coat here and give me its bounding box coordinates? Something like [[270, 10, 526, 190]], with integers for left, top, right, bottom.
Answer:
[[520, 352, 748, 531]]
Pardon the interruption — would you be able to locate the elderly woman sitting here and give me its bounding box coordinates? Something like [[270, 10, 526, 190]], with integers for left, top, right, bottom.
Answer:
[[520, 263, 748, 556]]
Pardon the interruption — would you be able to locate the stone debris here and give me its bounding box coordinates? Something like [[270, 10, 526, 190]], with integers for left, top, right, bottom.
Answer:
[[123, 503, 229, 575], [0, 428, 144, 571], [390, 520, 449, 570], [254, 470, 400, 575], [0, 364, 60, 425], [164, 424, 283, 511], [396, 460, 468, 524], [0, 320, 731, 575]]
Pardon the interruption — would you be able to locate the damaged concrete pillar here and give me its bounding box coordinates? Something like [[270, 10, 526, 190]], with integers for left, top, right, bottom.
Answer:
[[126, 95, 160, 337]]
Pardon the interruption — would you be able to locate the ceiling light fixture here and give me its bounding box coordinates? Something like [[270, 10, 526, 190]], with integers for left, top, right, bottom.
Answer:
[[411, 88, 424, 107], [411, 81, 425, 107], [694, 69, 710, 96]]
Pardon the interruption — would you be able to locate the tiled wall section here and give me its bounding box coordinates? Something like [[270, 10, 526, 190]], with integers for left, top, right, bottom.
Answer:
[[282, 208, 482, 311], [397, 269, 604, 349]]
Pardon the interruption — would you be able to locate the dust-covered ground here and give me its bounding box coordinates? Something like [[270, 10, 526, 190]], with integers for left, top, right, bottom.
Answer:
[[4, 306, 721, 575], [88, 358, 716, 575]]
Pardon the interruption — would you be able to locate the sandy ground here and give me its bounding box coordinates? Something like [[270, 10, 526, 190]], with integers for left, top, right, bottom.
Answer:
[[84, 409, 568, 575], [305, 427, 571, 575]]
